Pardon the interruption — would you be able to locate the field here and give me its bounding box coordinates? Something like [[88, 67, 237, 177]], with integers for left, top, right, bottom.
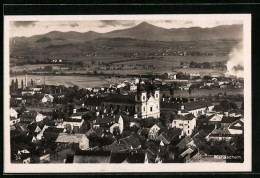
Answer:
[[11, 75, 132, 88]]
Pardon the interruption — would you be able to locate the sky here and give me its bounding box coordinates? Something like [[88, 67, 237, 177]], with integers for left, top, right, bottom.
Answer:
[[9, 19, 243, 38]]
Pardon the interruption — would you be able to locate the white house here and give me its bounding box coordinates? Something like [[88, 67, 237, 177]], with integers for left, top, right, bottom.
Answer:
[[172, 114, 196, 136], [36, 113, 45, 122], [42, 94, 54, 103], [228, 119, 244, 135], [10, 107, 18, 118], [148, 123, 163, 140], [183, 100, 214, 117]]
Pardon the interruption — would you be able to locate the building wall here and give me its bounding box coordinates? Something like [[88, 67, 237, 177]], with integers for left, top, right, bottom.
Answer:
[[10, 108, 18, 118], [172, 118, 196, 136], [79, 136, 89, 150]]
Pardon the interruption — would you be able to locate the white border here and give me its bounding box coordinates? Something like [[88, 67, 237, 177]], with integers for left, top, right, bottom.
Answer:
[[4, 14, 252, 173]]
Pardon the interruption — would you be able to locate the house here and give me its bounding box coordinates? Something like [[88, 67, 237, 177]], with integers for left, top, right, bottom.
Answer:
[[92, 114, 124, 134], [73, 150, 111, 163], [42, 94, 54, 103], [172, 114, 196, 136], [50, 148, 75, 163], [176, 136, 196, 151], [103, 142, 131, 152], [43, 126, 65, 141], [10, 107, 18, 118], [148, 123, 163, 140], [84, 96, 103, 111], [182, 100, 214, 117], [62, 118, 84, 132], [55, 133, 89, 150], [206, 127, 233, 141], [20, 111, 45, 123], [10, 117, 20, 126], [130, 84, 137, 91], [157, 128, 183, 145], [119, 135, 141, 149], [70, 109, 82, 120], [22, 89, 35, 96], [228, 119, 244, 135], [86, 127, 104, 138]]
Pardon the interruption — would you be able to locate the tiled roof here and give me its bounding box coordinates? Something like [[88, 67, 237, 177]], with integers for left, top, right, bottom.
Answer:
[[184, 100, 213, 111], [172, 114, 194, 121], [160, 102, 181, 111], [103, 94, 136, 104], [110, 152, 145, 163], [176, 136, 193, 149], [94, 115, 121, 127], [221, 117, 240, 123], [120, 135, 141, 149]]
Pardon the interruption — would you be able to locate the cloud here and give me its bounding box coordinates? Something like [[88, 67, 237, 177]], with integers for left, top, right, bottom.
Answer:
[[185, 21, 193, 24], [13, 21, 37, 27], [70, 23, 79, 27], [59, 23, 79, 27], [99, 20, 135, 28]]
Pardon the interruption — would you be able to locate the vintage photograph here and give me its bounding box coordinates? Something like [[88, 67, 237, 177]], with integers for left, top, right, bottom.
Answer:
[[4, 14, 251, 172]]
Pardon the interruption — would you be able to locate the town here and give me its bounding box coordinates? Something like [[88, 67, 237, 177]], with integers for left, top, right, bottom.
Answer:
[[9, 72, 244, 164]]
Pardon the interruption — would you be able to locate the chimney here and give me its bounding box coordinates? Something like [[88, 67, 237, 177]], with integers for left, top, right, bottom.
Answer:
[[96, 112, 100, 116], [82, 103, 85, 108], [102, 114, 104, 119], [73, 109, 76, 114]]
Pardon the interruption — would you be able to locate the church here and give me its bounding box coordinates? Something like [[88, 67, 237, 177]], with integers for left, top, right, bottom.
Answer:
[[102, 79, 160, 119]]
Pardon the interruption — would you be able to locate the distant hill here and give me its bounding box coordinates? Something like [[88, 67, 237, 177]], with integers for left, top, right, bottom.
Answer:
[[11, 22, 243, 44], [9, 22, 242, 58]]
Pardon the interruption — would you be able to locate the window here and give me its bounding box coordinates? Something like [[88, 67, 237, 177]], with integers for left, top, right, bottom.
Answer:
[[188, 130, 190, 134], [150, 107, 153, 112], [188, 125, 189, 128], [156, 94, 158, 98], [156, 105, 158, 109], [143, 107, 145, 111], [179, 123, 183, 126], [143, 96, 145, 100]]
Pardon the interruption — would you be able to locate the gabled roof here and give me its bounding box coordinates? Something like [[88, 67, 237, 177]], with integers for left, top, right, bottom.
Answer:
[[119, 135, 141, 149], [94, 115, 122, 127], [184, 100, 213, 111], [104, 142, 131, 152], [221, 117, 240, 124], [172, 114, 194, 121], [176, 136, 193, 149], [229, 119, 244, 130]]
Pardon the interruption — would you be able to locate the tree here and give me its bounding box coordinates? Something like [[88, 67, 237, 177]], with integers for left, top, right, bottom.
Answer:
[[21, 80, 24, 90], [80, 122, 89, 133], [15, 79, 18, 90], [11, 79, 15, 92], [44, 66, 53, 71]]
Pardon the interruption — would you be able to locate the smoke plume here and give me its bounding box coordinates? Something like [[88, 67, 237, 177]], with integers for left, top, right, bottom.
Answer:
[[225, 42, 244, 78]]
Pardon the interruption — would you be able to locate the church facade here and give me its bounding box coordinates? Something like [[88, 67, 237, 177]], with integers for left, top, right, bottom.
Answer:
[[102, 89, 160, 119]]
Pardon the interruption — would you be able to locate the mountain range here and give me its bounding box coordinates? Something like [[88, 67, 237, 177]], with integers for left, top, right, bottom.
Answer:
[[11, 22, 243, 45]]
